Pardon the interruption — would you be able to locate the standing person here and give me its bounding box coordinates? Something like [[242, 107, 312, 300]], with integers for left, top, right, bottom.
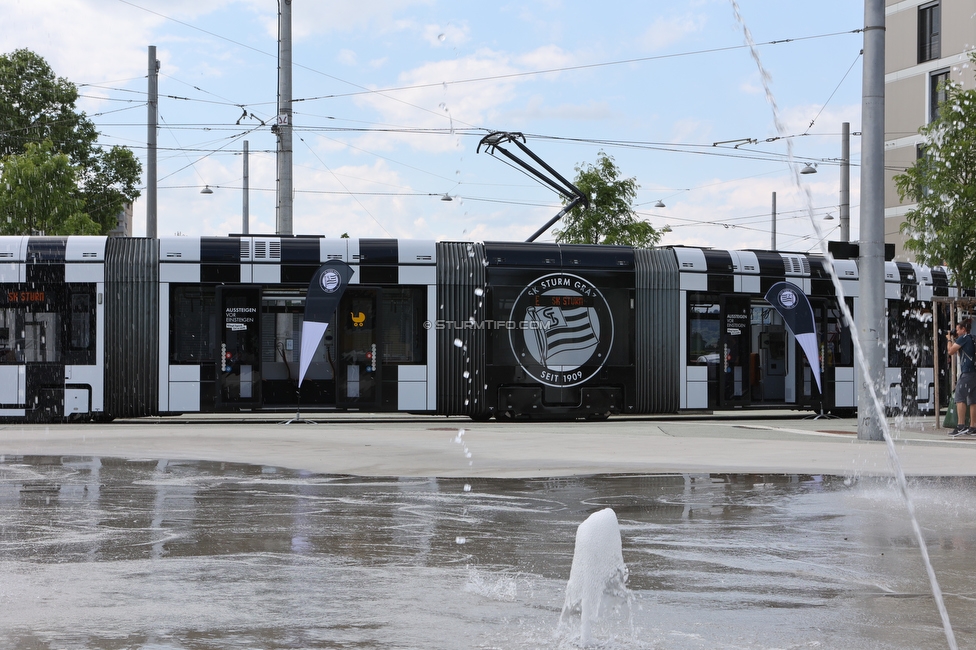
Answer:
[[947, 318, 976, 437]]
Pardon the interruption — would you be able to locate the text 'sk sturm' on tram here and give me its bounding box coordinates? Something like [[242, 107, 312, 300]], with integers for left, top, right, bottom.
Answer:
[[0, 234, 954, 422]]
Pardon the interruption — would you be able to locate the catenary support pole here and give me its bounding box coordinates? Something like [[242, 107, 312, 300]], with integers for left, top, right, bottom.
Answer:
[[771, 192, 777, 251], [243, 140, 249, 235], [276, 0, 293, 235], [858, 0, 885, 441], [147, 46, 158, 239], [840, 122, 851, 242]]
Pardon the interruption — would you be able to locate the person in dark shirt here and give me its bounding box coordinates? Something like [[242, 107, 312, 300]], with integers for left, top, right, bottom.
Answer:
[[947, 318, 976, 436]]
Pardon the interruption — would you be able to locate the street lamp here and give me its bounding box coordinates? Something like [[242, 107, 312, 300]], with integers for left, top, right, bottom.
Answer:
[[200, 185, 214, 195], [800, 163, 818, 175]]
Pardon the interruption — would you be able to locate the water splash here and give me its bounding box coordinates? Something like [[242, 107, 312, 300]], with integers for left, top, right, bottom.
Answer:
[[730, 2, 957, 647], [454, 428, 473, 466], [560, 508, 630, 646]]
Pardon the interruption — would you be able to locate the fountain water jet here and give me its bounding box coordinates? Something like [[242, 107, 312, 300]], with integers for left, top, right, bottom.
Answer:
[[730, 2, 957, 647], [560, 507, 630, 646]]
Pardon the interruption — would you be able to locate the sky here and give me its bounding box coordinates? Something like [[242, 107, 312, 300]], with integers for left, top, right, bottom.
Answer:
[[0, 0, 867, 251]]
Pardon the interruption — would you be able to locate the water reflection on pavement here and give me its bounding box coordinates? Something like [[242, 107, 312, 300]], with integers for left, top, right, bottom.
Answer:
[[1, 455, 975, 649]]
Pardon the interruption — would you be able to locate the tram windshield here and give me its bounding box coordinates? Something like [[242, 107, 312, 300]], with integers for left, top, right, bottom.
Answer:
[[688, 299, 720, 365]]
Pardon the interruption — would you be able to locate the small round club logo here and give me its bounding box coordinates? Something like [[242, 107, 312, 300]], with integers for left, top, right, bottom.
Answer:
[[778, 287, 799, 310], [320, 268, 342, 293], [508, 273, 613, 387]]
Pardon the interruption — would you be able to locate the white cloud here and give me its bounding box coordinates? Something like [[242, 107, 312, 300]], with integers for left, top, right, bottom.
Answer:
[[670, 118, 712, 144], [640, 14, 707, 52], [508, 95, 614, 122], [0, 0, 157, 84], [514, 44, 574, 72], [276, 0, 437, 41]]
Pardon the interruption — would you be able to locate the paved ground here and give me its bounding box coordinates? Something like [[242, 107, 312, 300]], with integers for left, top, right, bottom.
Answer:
[[2, 410, 974, 478]]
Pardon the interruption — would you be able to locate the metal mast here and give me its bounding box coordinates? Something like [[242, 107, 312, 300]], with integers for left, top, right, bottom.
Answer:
[[275, 0, 294, 235], [147, 46, 159, 238], [858, 0, 886, 441]]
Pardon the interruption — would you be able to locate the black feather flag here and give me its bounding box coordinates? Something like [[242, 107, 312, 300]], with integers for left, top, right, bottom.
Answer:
[[764, 281, 821, 394], [299, 261, 354, 387]]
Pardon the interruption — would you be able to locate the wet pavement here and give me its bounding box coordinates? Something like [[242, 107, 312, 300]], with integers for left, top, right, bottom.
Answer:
[[1, 414, 975, 648]]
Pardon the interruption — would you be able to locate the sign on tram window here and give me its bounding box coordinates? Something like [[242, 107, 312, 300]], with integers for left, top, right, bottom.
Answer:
[[5, 290, 45, 304]]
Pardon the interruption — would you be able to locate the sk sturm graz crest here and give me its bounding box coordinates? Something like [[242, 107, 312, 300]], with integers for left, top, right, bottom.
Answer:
[[509, 273, 613, 387]]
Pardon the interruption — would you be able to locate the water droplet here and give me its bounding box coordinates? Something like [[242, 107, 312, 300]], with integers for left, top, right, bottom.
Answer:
[[438, 33, 446, 42], [474, 287, 484, 296], [454, 338, 464, 348], [463, 370, 470, 378], [455, 536, 466, 544], [463, 484, 471, 492]]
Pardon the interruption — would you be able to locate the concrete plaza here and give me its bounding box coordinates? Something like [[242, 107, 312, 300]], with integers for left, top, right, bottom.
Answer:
[[0, 411, 972, 478]]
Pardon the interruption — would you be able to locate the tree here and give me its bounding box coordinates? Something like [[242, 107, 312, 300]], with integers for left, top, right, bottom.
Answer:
[[895, 60, 976, 288], [0, 140, 99, 235], [553, 152, 661, 248], [0, 49, 141, 235]]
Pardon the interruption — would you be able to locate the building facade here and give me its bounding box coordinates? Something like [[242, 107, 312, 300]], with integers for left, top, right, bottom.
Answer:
[[885, 0, 976, 260]]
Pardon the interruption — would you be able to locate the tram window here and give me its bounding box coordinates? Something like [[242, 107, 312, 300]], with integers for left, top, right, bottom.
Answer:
[[888, 300, 933, 368], [69, 293, 90, 349], [380, 287, 426, 364], [826, 301, 853, 367], [0, 326, 8, 361], [0, 310, 23, 363], [261, 295, 335, 382], [688, 296, 720, 365], [170, 286, 217, 363], [63, 287, 96, 364], [0, 317, 17, 363], [23, 313, 58, 363]]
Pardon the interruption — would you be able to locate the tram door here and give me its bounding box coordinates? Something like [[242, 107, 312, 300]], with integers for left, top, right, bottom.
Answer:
[[720, 296, 751, 407], [216, 286, 262, 409], [337, 289, 380, 409]]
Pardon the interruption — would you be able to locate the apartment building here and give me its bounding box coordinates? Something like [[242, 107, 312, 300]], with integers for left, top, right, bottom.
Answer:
[[885, 0, 976, 260]]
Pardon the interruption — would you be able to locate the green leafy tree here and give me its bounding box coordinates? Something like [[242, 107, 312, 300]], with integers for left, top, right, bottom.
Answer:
[[0, 48, 141, 235], [553, 152, 661, 248], [0, 140, 99, 235], [895, 61, 976, 288]]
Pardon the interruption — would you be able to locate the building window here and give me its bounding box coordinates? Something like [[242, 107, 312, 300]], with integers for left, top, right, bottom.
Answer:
[[930, 70, 949, 122], [918, 1, 941, 63]]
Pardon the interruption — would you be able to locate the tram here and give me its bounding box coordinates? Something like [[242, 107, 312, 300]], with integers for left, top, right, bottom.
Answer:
[[0, 235, 953, 421]]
